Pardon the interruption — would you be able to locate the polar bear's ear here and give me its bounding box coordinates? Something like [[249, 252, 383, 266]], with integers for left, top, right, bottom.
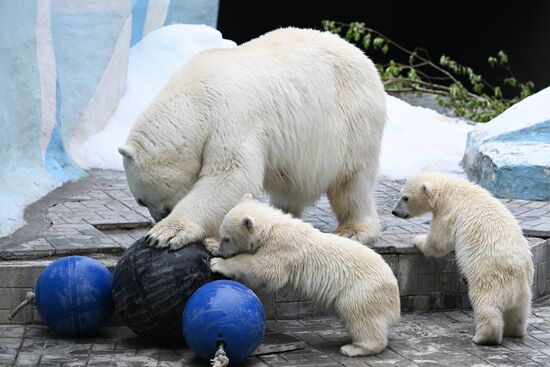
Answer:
[[422, 182, 433, 194], [118, 145, 136, 161], [241, 193, 254, 202], [241, 216, 254, 232]]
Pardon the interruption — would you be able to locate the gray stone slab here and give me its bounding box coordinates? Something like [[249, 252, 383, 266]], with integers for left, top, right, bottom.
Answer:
[[254, 331, 306, 355]]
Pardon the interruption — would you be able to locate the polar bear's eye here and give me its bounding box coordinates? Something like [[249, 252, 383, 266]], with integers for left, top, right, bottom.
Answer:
[[222, 238, 229, 243], [403, 196, 409, 202]]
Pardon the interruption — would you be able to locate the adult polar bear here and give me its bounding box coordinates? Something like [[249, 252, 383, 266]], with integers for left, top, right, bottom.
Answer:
[[119, 27, 387, 249]]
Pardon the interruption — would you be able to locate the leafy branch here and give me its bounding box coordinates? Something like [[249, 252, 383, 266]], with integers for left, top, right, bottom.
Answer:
[[322, 20, 535, 122]]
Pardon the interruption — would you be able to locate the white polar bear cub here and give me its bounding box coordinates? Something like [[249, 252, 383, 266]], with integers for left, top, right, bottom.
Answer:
[[207, 195, 400, 356], [118, 27, 386, 250], [392, 171, 534, 345]]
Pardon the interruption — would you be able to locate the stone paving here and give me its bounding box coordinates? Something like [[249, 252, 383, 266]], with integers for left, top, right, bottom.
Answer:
[[0, 170, 151, 260], [2, 297, 550, 366], [1, 170, 548, 259]]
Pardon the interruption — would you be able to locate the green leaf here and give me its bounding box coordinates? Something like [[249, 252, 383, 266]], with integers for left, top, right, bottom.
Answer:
[[497, 50, 508, 65], [362, 33, 371, 49], [382, 44, 389, 54], [504, 77, 517, 87], [373, 37, 384, 49], [345, 22, 365, 41], [321, 20, 341, 34]]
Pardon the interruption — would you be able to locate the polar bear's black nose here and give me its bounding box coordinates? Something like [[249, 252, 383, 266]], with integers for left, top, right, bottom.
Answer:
[[391, 209, 398, 216]]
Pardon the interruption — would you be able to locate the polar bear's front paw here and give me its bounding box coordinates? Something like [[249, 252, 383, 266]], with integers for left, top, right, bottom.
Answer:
[[210, 257, 230, 276], [334, 222, 378, 246], [204, 238, 220, 256], [146, 217, 204, 250]]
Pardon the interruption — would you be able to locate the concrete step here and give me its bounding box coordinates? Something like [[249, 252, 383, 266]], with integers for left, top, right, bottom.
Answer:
[[1, 237, 548, 325]]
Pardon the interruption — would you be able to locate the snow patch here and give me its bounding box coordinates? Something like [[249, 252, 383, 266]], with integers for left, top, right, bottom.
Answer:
[[380, 96, 475, 179], [74, 24, 235, 170]]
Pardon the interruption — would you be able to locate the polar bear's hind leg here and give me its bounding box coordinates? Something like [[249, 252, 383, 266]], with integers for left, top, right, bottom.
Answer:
[[340, 316, 388, 356], [472, 304, 504, 345], [329, 168, 380, 245], [269, 193, 304, 218], [503, 298, 530, 337]]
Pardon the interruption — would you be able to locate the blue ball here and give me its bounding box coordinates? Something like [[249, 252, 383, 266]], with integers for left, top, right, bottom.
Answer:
[[35, 256, 114, 335], [182, 280, 265, 364]]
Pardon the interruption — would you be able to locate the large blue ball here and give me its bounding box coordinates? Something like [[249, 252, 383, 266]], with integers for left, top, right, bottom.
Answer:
[[182, 280, 265, 364], [35, 256, 114, 335]]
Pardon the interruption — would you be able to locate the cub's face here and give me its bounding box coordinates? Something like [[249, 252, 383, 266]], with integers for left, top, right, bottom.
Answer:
[[119, 145, 198, 222], [218, 208, 258, 259], [392, 180, 433, 219]]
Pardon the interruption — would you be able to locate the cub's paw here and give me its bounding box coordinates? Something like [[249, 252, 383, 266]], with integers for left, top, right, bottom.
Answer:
[[413, 234, 428, 249], [145, 216, 205, 250], [204, 238, 220, 256], [340, 343, 375, 357], [473, 332, 502, 345], [210, 257, 229, 276]]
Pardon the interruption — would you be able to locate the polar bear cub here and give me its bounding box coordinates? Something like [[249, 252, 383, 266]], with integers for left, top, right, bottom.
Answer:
[[392, 171, 534, 345], [207, 195, 400, 356]]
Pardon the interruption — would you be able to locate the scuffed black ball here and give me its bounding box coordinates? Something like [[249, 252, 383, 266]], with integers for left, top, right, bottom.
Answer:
[[112, 237, 216, 344]]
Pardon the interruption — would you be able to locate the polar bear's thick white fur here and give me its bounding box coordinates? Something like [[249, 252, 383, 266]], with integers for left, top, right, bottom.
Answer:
[[118, 27, 386, 250], [392, 171, 534, 345], [207, 195, 400, 356]]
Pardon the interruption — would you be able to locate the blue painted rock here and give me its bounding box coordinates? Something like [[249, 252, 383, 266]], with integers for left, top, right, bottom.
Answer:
[[183, 280, 265, 364], [112, 237, 216, 344], [35, 256, 113, 335], [462, 87, 550, 200]]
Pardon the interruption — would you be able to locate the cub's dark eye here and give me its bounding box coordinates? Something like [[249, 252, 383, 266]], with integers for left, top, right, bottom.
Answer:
[[222, 238, 229, 243], [403, 196, 409, 202]]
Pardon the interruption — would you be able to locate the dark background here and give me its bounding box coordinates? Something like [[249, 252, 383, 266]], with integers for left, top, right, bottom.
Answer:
[[218, 1, 550, 92]]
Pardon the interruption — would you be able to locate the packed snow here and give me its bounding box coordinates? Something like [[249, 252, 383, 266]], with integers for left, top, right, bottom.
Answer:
[[467, 86, 550, 141], [77, 24, 475, 180], [74, 25, 236, 169], [380, 96, 474, 178]]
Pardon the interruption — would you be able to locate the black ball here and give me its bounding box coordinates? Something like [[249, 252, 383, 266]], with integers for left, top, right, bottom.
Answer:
[[112, 237, 215, 345]]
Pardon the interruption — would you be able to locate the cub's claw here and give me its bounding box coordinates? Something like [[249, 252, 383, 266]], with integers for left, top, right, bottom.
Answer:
[[210, 257, 225, 274], [204, 238, 221, 256]]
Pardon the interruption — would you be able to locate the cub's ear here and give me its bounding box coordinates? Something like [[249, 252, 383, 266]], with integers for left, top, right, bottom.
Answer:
[[241, 216, 254, 232], [422, 182, 433, 194], [241, 193, 254, 202], [118, 145, 136, 161]]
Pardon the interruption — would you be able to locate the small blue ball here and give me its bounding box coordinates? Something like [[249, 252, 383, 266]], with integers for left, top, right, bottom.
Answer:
[[182, 280, 265, 364], [35, 256, 114, 335]]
